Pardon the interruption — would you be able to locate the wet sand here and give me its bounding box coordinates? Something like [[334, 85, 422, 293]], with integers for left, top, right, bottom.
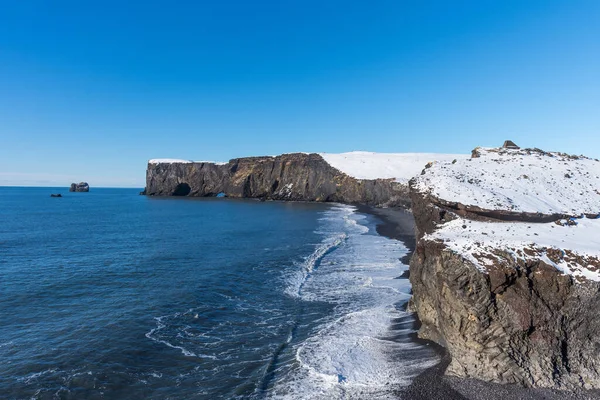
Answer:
[[358, 205, 600, 400]]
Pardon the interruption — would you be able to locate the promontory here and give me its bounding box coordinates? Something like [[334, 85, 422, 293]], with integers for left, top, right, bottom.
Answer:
[[143, 144, 600, 391]]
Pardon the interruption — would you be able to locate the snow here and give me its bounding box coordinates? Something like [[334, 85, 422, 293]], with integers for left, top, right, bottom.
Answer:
[[414, 147, 600, 216], [426, 216, 600, 282], [148, 159, 193, 164], [319, 152, 468, 183], [276, 183, 295, 197], [416, 146, 600, 282], [195, 160, 228, 165], [148, 159, 227, 165]]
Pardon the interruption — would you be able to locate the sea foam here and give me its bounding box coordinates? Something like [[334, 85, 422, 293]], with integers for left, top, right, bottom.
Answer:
[[270, 205, 439, 399]]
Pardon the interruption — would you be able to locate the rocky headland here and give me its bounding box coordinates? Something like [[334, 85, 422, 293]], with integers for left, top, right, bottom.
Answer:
[[409, 146, 600, 390], [144, 153, 412, 207], [144, 145, 600, 393]]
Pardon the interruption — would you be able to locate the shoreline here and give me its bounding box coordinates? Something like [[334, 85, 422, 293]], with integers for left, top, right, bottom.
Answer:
[[357, 205, 599, 400], [357, 205, 467, 399]]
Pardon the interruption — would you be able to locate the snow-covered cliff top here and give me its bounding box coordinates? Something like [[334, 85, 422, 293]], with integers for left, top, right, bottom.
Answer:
[[150, 153, 469, 183], [149, 159, 227, 165], [149, 159, 192, 164], [427, 216, 600, 282], [414, 147, 600, 216], [418, 146, 600, 282], [320, 152, 468, 183]]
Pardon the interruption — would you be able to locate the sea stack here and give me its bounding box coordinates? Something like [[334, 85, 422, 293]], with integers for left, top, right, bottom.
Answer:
[[70, 182, 90, 192], [408, 145, 600, 389]]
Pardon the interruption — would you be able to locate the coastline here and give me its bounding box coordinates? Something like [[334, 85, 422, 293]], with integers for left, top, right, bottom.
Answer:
[[358, 205, 467, 399], [358, 205, 600, 400]]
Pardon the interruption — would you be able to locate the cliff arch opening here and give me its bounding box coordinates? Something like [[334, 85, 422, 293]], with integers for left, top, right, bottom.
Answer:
[[172, 183, 191, 196]]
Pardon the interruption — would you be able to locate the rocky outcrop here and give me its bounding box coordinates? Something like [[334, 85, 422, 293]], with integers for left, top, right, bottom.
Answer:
[[502, 139, 520, 149], [409, 146, 600, 390], [144, 153, 410, 207], [70, 182, 89, 192]]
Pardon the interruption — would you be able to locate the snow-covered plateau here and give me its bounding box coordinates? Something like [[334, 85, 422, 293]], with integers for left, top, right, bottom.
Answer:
[[413, 146, 600, 282], [415, 147, 600, 216], [149, 159, 227, 165], [319, 151, 468, 183], [149, 152, 470, 184]]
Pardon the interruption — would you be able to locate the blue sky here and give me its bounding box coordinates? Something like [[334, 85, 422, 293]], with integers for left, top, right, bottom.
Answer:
[[1, 1, 599, 187]]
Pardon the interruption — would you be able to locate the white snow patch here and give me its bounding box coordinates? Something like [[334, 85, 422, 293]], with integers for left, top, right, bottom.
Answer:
[[148, 159, 193, 164], [414, 147, 600, 216], [319, 152, 468, 183], [148, 159, 227, 165], [194, 160, 228, 165], [427, 217, 600, 282]]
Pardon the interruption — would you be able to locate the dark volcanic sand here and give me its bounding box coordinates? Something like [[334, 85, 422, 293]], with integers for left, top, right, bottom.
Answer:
[[360, 205, 600, 400]]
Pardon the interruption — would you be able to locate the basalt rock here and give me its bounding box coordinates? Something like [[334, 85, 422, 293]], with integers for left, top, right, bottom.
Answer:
[[144, 153, 410, 207], [70, 182, 89, 192]]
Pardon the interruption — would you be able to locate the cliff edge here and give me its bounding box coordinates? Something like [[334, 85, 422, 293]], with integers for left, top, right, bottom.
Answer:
[[409, 146, 600, 389], [144, 153, 412, 207]]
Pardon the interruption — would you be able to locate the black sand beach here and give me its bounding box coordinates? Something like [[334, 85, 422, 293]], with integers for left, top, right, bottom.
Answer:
[[361, 205, 600, 400]]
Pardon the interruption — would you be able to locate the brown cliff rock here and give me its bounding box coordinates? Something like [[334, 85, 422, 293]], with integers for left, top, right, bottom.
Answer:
[[408, 147, 600, 390], [144, 153, 410, 207]]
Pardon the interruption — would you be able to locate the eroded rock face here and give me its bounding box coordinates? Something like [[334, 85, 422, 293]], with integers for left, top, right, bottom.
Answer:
[[70, 182, 89, 192], [409, 147, 600, 390], [144, 153, 409, 207]]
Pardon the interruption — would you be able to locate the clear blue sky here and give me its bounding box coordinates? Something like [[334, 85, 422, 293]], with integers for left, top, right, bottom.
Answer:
[[1, 1, 598, 187]]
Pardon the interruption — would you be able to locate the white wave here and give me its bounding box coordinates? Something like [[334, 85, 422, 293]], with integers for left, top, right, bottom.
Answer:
[[343, 212, 369, 234], [145, 314, 217, 359], [17, 368, 59, 384], [271, 205, 439, 399], [284, 231, 348, 299]]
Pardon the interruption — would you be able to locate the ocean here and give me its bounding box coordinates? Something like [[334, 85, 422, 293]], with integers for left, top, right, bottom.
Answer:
[[0, 187, 438, 399]]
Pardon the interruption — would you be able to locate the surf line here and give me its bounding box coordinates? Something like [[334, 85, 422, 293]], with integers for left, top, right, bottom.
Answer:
[[259, 231, 348, 394], [296, 232, 347, 297]]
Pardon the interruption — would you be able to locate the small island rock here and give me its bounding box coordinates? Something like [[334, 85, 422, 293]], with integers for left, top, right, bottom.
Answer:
[[70, 182, 90, 192]]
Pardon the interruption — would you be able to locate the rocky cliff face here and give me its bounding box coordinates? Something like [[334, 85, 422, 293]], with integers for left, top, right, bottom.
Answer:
[[409, 146, 600, 390], [144, 153, 409, 207]]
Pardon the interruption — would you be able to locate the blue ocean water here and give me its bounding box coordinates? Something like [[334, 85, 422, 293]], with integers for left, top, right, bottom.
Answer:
[[0, 187, 438, 399]]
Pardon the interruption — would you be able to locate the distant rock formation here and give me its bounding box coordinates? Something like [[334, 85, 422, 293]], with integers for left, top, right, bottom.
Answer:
[[50, 193, 62, 198], [144, 153, 410, 208], [70, 182, 89, 192], [409, 145, 600, 389]]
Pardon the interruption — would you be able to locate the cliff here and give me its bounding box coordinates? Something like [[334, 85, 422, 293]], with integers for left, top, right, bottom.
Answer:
[[409, 146, 600, 390], [144, 153, 411, 207]]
